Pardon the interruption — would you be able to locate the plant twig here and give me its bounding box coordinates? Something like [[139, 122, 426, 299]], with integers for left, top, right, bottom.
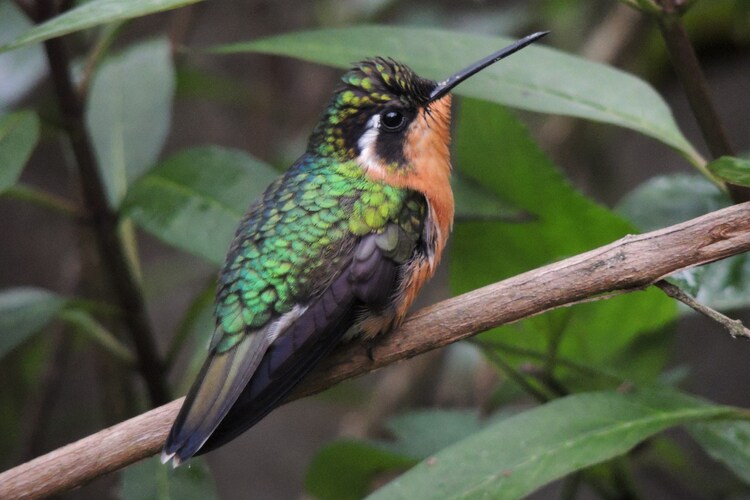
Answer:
[[472, 339, 623, 383], [77, 21, 125, 97], [3, 183, 86, 220], [59, 309, 136, 365], [33, 1, 169, 405], [655, 280, 750, 340], [654, 2, 734, 160], [18, 330, 72, 462], [3, 201, 750, 498], [650, 0, 750, 201]]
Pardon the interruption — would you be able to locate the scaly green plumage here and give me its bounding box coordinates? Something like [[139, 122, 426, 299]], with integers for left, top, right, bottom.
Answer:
[[213, 156, 422, 353]]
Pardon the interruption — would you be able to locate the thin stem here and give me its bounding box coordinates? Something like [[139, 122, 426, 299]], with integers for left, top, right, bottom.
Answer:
[[544, 308, 572, 377], [472, 339, 624, 383], [3, 183, 86, 220], [59, 309, 136, 366], [480, 347, 552, 403], [655, 280, 750, 340], [77, 21, 125, 97], [18, 330, 71, 461], [651, 1, 750, 201], [34, 1, 169, 405], [655, 5, 734, 160]]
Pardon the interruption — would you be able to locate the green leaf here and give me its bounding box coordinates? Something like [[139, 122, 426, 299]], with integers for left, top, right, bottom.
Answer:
[[86, 38, 175, 206], [0, 287, 66, 360], [368, 388, 740, 499], [617, 174, 729, 233], [215, 26, 698, 160], [120, 456, 217, 500], [689, 420, 750, 486], [452, 173, 529, 222], [0, 111, 39, 192], [122, 146, 278, 265], [384, 410, 485, 459], [0, 0, 204, 53], [306, 441, 416, 500], [617, 174, 750, 311], [707, 156, 750, 187], [451, 100, 676, 383], [307, 410, 490, 500], [0, 3, 46, 112]]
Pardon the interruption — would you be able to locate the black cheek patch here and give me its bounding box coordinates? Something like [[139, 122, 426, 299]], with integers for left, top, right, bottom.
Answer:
[[375, 109, 415, 167], [375, 132, 408, 167]]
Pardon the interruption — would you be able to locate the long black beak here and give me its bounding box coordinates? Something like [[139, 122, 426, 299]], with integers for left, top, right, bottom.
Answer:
[[428, 31, 550, 103]]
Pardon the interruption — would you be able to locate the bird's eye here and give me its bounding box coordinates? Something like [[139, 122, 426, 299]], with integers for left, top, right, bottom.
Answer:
[[380, 110, 406, 132]]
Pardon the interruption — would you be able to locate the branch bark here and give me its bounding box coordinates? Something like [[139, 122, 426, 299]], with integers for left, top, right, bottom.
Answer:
[[3, 202, 750, 498]]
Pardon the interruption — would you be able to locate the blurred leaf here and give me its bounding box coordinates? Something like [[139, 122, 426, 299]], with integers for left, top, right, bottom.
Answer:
[[369, 388, 740, 500], [0, 0, 204, 53], [86, 38, 175, 205], [0, 3, 46, 112], [451, 100, 676, 383], [120, 456, 217, 500], [306, 441, 416, 500], [0, 111, 39, 192], [707, 156, 750, 187], [616, 174, 729, 233], [689, 420, 750, 486], [384, 410, 484, 459], [175, 66, 253, 106], [306, 410, 485, 500], [617, 174, 750, 310], [123, 146, 278, 265], [0, 287, 66, 360], [215, 26, 698, 161], [452, 173, 529, 222]]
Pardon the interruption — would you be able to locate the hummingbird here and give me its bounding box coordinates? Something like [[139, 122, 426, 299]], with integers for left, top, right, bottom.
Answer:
[[162, 31, 548, 466]]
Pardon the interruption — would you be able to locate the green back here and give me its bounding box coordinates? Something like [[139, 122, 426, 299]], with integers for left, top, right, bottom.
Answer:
[[213, 154, 422, 352]]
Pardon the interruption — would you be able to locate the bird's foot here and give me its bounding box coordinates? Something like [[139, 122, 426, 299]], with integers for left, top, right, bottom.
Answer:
[[364, 338, 376, 362]]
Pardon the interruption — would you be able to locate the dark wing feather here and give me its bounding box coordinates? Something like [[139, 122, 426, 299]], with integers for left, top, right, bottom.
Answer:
[[164, 232, 401, 463], [197, 233, 399, 454]]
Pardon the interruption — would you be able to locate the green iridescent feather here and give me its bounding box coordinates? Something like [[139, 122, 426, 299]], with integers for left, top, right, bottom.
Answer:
[[212, 156, 424, 353]]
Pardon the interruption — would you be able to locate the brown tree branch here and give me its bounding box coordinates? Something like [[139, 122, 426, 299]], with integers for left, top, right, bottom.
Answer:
[[3, 202, 750, 498]]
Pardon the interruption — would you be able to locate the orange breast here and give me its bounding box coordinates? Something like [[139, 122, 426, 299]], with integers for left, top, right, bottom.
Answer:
[[359, 95, 455, 329]]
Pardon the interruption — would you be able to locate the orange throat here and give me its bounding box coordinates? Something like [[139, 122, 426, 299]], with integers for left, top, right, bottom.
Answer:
[[362, 95, 455, 258]]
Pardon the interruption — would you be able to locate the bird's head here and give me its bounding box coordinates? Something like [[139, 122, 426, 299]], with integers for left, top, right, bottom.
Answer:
[[307, 32, 549, 178]]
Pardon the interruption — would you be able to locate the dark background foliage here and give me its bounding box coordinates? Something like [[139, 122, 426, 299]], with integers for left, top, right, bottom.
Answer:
[[2, 0, 750, 498]]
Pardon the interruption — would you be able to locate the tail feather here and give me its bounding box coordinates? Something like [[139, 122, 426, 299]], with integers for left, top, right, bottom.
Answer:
[[196, 279, 359, 454], [162, 328, 273, 464]]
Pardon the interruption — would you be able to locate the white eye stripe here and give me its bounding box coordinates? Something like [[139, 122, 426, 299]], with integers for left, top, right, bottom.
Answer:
[[357, 114, 380, 153], [357, 114, 386, 175]]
